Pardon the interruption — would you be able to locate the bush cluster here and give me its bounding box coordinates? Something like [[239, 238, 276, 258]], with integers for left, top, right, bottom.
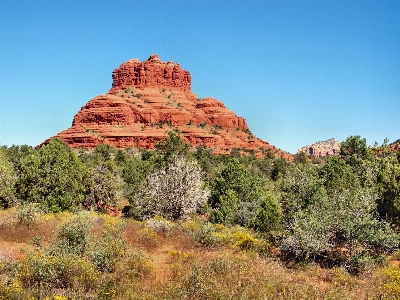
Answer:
[[1, 213, 153, 299], [1, 133, 400, 283]]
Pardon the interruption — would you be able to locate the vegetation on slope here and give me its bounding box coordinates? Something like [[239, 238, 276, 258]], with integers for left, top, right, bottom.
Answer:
[[0, 133, 400, 298]]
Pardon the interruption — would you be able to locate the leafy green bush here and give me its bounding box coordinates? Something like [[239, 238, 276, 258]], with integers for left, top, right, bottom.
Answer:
[[319, 155, 360, 193], [340, 135, 369, 164], [271, 158, 289, 181], [122, 155, 154, 197], [155, 131, 190, 162], [209, 159, 262, 224], [250, 194, 283, 234], [375, 154, 400, 225], [16, 139, 90, 212], [281, 163, 326, 219], [86, 164, 121, 211]]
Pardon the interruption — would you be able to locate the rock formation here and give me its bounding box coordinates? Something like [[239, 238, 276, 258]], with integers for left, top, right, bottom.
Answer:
[[44, 54, 291, 159], [390, 139, 400, 151], [298, 138, 341, 157]]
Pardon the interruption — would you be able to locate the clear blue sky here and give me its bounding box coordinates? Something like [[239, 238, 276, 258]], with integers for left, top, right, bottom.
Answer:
[[1, 0, 399, 153]]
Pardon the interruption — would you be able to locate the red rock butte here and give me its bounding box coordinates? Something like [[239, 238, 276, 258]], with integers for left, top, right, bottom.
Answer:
[[45, 54, 291, 159]]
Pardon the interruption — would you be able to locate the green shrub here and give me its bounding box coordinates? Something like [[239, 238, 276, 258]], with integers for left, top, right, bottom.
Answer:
[[209, 159, 262, 225], [54, 216, 91, 256], [250, 194, 283, 234], [16, 139, 90, 212], [15, 203, 42, 228], [319, 155, 360, 193], [86, 164, 121, 211], [280, 189, 399, 273], [191, 223, 222, 248], [91, 215, 127, 272], [17, 251, 98, 291], [91, 235, 126, 272], [121, 250, 154, 280]]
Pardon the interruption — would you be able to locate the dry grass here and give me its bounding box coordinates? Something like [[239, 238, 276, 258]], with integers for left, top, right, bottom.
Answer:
[[0, 208, 397, 299]]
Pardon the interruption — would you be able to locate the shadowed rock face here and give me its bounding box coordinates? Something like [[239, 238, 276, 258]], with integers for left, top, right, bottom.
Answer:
[[298, 138, 341, 157], [44, 54, 292, 159]]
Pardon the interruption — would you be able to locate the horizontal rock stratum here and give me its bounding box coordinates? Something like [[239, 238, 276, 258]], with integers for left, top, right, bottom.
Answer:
[[45, 54, 291, 159]]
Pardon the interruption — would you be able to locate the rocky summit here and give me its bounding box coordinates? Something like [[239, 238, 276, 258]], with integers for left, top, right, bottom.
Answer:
[[45, 54, 291, 159], [298, 138, 341, 157]]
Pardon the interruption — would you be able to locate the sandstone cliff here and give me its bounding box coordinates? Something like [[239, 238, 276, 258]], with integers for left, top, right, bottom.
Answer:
[[298, 138, 341, 157], [45, 54, 291, 159]]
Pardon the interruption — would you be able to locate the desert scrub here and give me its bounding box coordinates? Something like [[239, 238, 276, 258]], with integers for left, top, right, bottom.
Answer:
[[16, 251, 99, 291], [91, 234, 127, 272], [230, 229, 258, 250], [0, 206, 16, 227], [53, 215, 91, 255], [91, 214, 127, 272], [168, 250, 196, 264], [231, 231, 272, 256], [0, 248, 15, 266], [40, 210, 77, 223], [379, 265, 400, 299], [145, 216, 173, 236], [330, 267, 357, 288], [159, 253, 316, 299], [191, 222, 222, 248], [95, 250, 153, 299], [97, 213, 126, 236], [0, 278, 23, 299], [138, 227, 159, 249], [120, 250, 154, 280], [181, 219, 202, 232], [14, 203, 43, 228]]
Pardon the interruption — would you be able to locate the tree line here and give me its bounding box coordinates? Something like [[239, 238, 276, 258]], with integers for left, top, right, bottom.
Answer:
[[1, 133, 400, 273]]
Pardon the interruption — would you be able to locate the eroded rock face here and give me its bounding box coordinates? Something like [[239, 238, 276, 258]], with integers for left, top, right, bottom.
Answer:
[[45, 55, 291, 159], [110, 54, 191, 93], [298, 138, 341, 157]]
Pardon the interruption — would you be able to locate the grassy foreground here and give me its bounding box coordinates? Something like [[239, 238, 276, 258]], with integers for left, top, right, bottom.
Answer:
[[0, 207, 399, 300]]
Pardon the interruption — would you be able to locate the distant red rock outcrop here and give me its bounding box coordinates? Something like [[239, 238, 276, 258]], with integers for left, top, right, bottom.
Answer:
[[298, 138, 341, 157], [45, 54, 291, 159]]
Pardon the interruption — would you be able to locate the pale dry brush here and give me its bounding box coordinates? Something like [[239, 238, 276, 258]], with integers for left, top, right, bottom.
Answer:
[[133, 155, 210, 220]]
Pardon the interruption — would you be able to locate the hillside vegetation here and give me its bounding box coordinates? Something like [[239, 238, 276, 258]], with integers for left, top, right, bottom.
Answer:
[[1, 134, 400, 299]]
